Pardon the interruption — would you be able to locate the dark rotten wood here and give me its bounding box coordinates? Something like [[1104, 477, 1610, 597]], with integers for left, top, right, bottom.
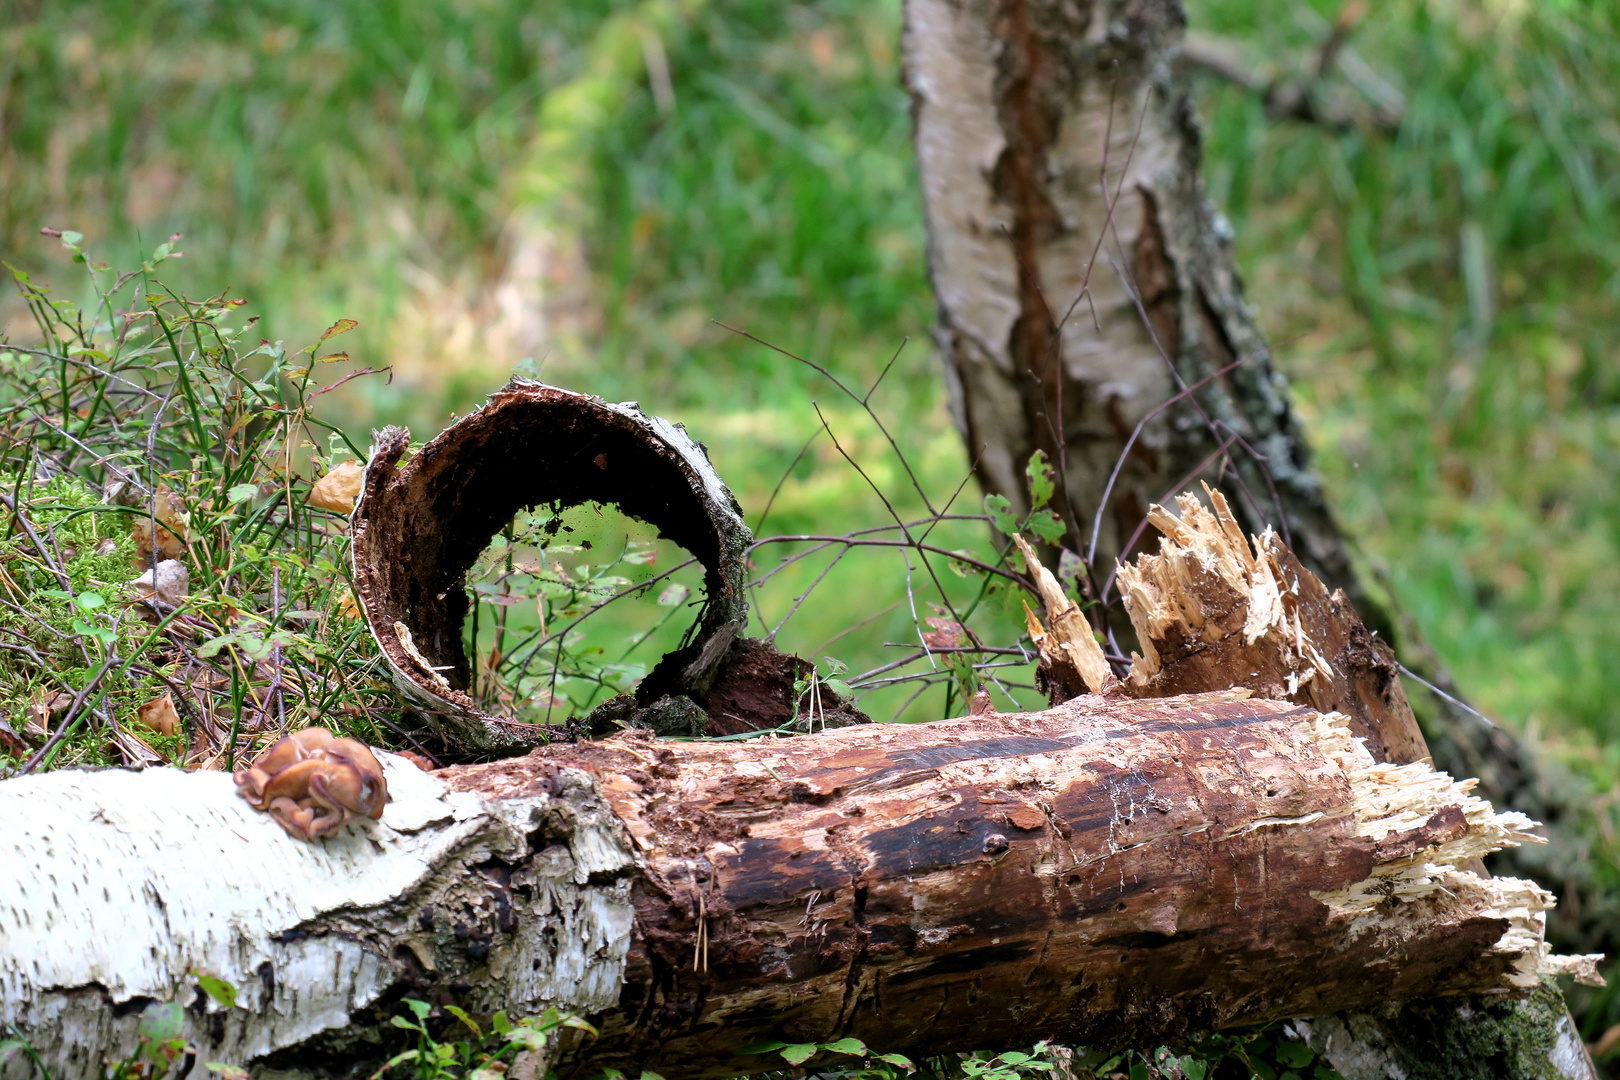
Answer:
[[444, 691, 1533, 1078]]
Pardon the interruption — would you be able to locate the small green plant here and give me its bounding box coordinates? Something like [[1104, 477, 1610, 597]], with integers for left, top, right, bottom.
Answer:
[[982, 450, 1066, 547], [954, 1043, 1058, 1080], [372, 999, 597, 1080], [743, 1034, 914, 1075]]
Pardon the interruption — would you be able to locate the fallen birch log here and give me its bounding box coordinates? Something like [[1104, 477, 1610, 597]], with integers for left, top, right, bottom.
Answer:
[[0, 687, 1589, 1079]]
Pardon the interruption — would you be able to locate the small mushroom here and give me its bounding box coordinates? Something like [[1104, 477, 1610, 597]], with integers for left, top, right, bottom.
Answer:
[[233, 726, 389, 841]]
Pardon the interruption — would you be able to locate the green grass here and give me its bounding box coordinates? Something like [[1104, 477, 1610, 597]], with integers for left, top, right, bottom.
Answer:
[[1190, 0, 1620, 765]]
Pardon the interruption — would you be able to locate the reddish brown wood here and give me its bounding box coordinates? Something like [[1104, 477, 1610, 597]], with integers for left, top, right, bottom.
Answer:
[[444, 690, 1542, 1078]]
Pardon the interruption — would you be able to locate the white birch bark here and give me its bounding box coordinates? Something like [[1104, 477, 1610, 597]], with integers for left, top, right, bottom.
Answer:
[[0, 755, 635, 1080]]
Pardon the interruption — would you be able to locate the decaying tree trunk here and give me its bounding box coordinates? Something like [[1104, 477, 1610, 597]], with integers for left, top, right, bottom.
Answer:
[[0, 687, 1592, 1080], [1013, 488, 1603, 1078], [1, 379, 1599, 1079]]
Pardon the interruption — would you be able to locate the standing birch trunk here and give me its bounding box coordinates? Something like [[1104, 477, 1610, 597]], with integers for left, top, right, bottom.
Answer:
[[900, 0, 1600, 1075]]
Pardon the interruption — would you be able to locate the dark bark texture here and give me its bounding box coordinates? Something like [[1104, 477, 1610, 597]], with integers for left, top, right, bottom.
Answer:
[[445, 692, 1554, 1079]]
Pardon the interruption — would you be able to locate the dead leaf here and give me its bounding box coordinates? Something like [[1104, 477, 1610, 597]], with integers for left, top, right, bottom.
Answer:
[[134, 692, 182, 737], [0, 719, 30, 756], [132, 488, 189, 563], [334, 589, 362, 619], [309, 461, 364, 514], [111, 727, 164, 766], [27, 690, 72, 737], [94, 537, 119, 557], [922, 616, 968, 650], [397, 750, 437, 772], [131, 559, 189, 606]]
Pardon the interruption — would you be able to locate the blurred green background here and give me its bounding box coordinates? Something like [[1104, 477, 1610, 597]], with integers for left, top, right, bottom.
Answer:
[[3, 0, 1618, 1029]]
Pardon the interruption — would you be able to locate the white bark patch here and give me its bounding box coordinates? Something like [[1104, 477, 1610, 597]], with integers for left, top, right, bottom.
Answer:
[[902, 0, 1175, 515], [0, 756, 635, 1078]]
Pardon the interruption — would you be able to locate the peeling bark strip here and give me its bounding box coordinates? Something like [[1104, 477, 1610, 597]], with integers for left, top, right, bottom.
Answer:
[[351, 380, 753, 752], [0, 693, 1595, 1080]]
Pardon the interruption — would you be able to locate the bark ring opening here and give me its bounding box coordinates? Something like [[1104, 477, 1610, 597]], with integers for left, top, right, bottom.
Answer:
[[351, 380, 752, 753]]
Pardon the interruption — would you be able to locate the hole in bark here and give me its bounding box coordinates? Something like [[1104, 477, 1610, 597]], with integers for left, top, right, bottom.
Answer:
[[459, 500, 707, 723], [1116, 901, 1127, 911]]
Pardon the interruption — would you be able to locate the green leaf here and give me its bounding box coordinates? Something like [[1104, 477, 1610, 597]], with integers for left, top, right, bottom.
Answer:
[[821, 1037, 867, 1056], [75, 591, 106, 611], [315, 352, 350, 363], [369, 1048, 420, 1080], [1026, 449, 1055, 509], [637, 1073, 665, 1080], [491, 1011, 513, 1036], [0, 1042, 27, 1064], [136, 1000, 184, 1045], [999, 1052, 1031, 1064], [1129, 1064, 1149, 1080], [227, 483, 259, 504], [1182, 1060, 1208, 1080], [876, 1053, 916, 1070], [389, 1015, 420, 1032], [984, 493, 1019, 536], [196, 632, 239, 658], [207, 1065, 251, 1080], [1276, 1042, 1314, 1067], [656, 583, 689, 606], [61, 230, 84, 246], [740, 1041, 788, 1055], [508, 1028, 548, 1051], [779, 1044, 819, 1066], [823, 678, 854, 698], [1313, 1068, 1346, 1080], [1281, 1073, 1302, 1080], [443, 1005, 480, 1039], [1025, 509, 1066, 543], [194, 972, 238, 1009]]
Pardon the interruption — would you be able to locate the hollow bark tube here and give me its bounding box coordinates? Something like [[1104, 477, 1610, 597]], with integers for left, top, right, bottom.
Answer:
[[350, 380, 753, 752]]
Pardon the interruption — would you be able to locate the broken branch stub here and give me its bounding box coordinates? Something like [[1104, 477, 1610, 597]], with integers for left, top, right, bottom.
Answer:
[[1115, 485, 1428, 767], [352, 381, 752, 752]]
